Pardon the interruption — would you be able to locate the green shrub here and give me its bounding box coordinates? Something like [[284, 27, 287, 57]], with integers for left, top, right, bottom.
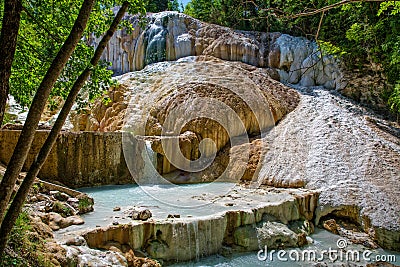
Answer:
[[1, 211, 55, 267], [78, 196, 94, 213], [52, 201, 73, 217], [388, 83, 400, 118]]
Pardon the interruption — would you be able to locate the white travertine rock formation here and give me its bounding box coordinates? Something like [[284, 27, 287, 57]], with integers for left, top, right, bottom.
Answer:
[[73, 56, 299, 176], [93, 11, 343, 90], [257, 86, 400, 251]]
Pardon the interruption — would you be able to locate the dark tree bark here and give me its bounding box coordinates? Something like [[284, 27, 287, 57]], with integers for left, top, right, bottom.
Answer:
[[0, 2, 130, 255], [0, 0, 95, 232], [0, 0, 23, 124]]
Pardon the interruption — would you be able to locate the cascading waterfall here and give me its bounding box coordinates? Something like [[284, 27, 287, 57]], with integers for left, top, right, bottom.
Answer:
[[100, 12, 344, 90], [144, 23, 167, 66], [206, 221, 211, 256], [173, 222, 185, 262], [191, 221, 200, 261], [145, 140, 158, 168], [187, 223, 192, 261], [134, 139, 160, 184], [254, 213, 263, 250]]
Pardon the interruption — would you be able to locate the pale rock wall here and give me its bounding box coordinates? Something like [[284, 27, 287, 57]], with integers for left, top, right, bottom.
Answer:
[[0, 129, 273, 187], [0, 130, 132, 188], [97, 12, 343, 90]]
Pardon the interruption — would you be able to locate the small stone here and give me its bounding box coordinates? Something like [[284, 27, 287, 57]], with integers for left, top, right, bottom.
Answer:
[[167, 214, 180, 218], [297, 232, 308, 247], [225, 203, 234, 206], [113, 206, 121, 212], [65, 236, 87, 246], [112, 221, 119, 225], [49, 190, 60, 196], [67, 197, 79, 204], [322, 219, 339, 235], [127, 207, 152, 221]]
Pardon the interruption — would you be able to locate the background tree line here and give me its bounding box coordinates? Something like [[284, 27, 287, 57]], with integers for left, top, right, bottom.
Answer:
[[1, 1, 398, 122], [0, 0, 178, 126], [184, 0, 400, 118]]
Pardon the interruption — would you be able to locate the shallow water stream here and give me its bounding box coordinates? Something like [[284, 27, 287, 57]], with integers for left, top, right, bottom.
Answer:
[[57, 184, 399, 266], [170, 228, 400, 266], [57, 182, 296, 233]]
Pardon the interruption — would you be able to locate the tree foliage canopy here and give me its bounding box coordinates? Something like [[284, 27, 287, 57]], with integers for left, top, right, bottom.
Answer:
[[0, 0, 145, 110], [145, 0, 179, 13], [1, 0, 399, 115], [0, 0, 146, 259]]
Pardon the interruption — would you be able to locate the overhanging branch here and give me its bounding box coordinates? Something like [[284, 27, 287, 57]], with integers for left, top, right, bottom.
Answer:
[[281, 0, 389, 19]]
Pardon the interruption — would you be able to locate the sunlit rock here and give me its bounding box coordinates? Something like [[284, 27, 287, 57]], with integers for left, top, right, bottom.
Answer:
[[257, 221, 300, 248], [257, 86, 400, 251], [41, 212, 84, 231], [64, 245, 128, 266], [95, 12, 343, 90], [77, 188, 318, 262], [72, 56, 299, 179], [127, 207, 152, 221]]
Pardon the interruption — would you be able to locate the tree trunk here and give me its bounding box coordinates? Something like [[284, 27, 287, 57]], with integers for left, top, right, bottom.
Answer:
[[0, 2, 130, 256], [0, 0, 23, 125], [0, 0, 95, 230]]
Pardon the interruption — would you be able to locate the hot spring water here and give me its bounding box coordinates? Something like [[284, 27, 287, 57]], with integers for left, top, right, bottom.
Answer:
[[57, 184, 399, 266], [171, 228, 400, 266], [58, 183, 245, 233]]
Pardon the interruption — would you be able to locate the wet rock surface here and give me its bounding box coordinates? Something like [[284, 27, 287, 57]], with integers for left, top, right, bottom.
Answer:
[[74, 55, 298, 134], [14, 176, 95, 232], [322, 218, 378, 249], [0, 130, 132, 187], [55, 186, 319, 263], [257, 221, 301, 248], [257, 86, 400, 250], [64, 245, 129, 266]]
